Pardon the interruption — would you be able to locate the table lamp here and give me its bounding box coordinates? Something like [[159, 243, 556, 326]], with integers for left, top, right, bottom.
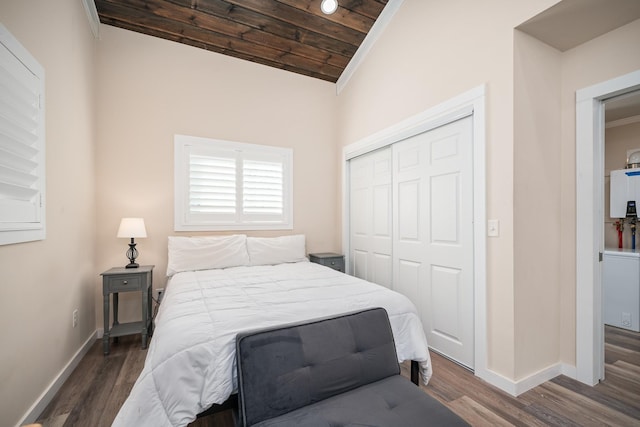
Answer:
[[117, 218, 147, 268]]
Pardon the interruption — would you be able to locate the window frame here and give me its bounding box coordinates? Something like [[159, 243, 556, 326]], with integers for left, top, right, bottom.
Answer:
[[174, 134, 293, 231], [0, 24, 45, 246]]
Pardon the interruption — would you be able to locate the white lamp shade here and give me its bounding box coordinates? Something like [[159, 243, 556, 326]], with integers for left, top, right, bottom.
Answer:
[[117, 218, 147, 238]]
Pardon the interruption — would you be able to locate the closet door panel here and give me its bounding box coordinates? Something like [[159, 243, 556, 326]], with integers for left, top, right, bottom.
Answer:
[[353, 249, 368, 280], [349, 147, 392, 287], [373, 253, 393, 288], [373, 185, 391, 236], [397, 258, 421, 305], [397, 179, 420, 241], [431, 172, 460, 244], [393, 116, 474, 369], [430, 265, 463, 344]]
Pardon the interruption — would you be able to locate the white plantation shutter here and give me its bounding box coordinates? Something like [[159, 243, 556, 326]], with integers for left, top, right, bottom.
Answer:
[[189, 154, 236, 215], [0, 25, 45, 245], [175, 135, 292, 231], [242, 158, 283, 216]]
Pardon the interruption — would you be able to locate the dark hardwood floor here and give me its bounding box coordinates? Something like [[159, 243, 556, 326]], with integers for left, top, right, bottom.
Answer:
[[36, 326, 640, 426]]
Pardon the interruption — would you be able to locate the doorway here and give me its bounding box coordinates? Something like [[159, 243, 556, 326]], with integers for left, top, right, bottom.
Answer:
[[576, 70, 640, 386]]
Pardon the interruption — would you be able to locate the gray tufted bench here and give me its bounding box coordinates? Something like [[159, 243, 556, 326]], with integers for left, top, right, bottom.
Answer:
[[236, 307, 469, 427]]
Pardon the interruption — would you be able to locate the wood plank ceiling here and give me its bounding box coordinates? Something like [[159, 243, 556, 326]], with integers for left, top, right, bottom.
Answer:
[[95, 0, 389, 83]]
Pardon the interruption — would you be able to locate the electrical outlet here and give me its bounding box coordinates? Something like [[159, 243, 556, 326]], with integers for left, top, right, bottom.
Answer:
[[73, 309, 78, 328], [156, 288, 165, 304]]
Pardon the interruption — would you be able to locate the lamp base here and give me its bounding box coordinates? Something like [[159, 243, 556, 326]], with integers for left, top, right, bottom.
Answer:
[[125, 239, 140, 268]]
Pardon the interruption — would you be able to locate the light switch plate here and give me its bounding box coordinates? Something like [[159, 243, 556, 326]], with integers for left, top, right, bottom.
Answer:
[[488, 219, 500, 237]]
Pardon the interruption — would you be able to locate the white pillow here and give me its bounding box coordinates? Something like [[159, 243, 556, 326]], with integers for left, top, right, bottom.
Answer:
[[247, 235, 307, 266], [166, 234, 250, 276]]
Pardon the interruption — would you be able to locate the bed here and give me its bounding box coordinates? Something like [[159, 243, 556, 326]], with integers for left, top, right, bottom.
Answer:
[[112, 234, 432, 427]]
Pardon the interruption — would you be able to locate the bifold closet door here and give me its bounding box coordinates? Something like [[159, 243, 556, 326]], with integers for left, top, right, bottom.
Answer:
[[393, 116, 474, 369], [348, 147, 393, 288]]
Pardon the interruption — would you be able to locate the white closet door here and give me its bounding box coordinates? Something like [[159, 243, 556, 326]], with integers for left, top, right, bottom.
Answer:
[[349, 147, 393, 288], [393, 116, 474, 368]]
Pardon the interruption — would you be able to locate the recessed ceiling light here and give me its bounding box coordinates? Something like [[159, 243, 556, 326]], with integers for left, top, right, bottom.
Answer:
[[321, 0, 338, 15]]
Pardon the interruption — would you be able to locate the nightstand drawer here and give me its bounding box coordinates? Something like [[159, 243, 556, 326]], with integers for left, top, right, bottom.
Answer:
[[309, 253, 345, 272], [107, 275, 142, 292]]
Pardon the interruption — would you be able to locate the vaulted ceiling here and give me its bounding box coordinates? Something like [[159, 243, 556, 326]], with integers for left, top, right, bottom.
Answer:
[[95, 0, 389, 83]]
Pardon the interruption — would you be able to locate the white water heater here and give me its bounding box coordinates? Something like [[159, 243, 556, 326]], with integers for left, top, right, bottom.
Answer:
[[610, 167, 640, 218]]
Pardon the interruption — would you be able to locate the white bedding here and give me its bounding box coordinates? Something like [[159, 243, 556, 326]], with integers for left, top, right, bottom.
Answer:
[[113, 261, 432, 427]]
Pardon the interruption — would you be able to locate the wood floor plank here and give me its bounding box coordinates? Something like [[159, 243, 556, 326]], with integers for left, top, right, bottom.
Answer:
[[596, 382, 640, 417], [422, 356, 542, 426], [606, 341, 640, 357], [114, 345, 147, 387], [522, 402, 584, 427], [606, 326, 640, 351], [34, 328, 640, 427], [101, 383, 137, 426], [607, 362, 640, 389], [613, 359, 640, 377], [36, 343, 103, 420], [61, 354, 125, 427], [528, 380, 639, 426], [447, 395, 514, 426], [37, 413, 68, 427], [36, 335, 140, 426], [551, 373, 640, 420], [519, 386, 601, 426]]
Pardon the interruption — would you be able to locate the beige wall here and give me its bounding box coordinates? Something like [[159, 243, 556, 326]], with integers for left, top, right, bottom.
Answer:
[[336, 0, 560, 381], [0, 1, 97, 426], [513, 31, 562, 379], [95, 25, 339, 322]]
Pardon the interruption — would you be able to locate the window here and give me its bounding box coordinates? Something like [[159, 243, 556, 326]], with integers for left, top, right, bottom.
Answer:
[[0, 25, 45, 245], [175, 135, 293, 231]]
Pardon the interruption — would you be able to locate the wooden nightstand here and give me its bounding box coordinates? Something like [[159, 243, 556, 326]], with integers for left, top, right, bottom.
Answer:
[[101, 265, 154, 355], [309, 253, 345, 272]]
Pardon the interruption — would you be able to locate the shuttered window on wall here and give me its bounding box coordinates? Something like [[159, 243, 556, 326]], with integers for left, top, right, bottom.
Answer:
[[175, 135, 292, 231], [0, 25, 45, 245]]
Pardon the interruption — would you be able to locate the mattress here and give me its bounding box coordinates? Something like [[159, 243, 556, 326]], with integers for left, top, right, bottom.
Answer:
[[112, 261, 432, 427]]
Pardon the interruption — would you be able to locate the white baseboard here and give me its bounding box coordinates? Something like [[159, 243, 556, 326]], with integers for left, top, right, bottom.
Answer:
[[476, 368, 519, 396], [477, 362, 567, 396], [16, 330, 97, 427], [561, 362, 578, 379], [512, 363, 564, 395]]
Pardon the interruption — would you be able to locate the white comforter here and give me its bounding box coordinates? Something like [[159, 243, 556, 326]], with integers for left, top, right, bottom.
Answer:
[[113, 261, 432, 427]]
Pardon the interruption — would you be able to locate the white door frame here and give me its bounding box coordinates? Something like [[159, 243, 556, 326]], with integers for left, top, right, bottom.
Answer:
[[576, 70, 640, 386], [342, 85, 487, 379]]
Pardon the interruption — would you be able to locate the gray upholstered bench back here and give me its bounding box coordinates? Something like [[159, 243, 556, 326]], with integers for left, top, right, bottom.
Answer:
[[236, 308, 400, 426]]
